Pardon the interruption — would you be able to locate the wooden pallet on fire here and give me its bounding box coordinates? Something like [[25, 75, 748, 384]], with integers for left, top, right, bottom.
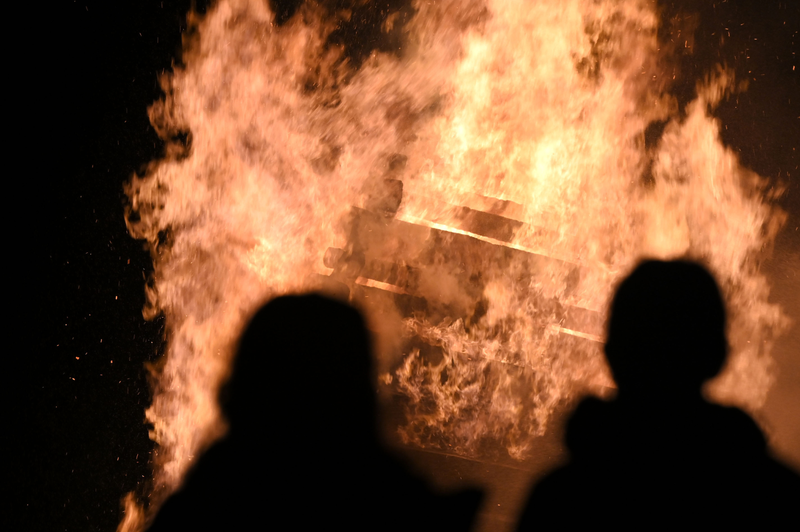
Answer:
[[317, 182, 604, 348], [313, 178, 610, 459]]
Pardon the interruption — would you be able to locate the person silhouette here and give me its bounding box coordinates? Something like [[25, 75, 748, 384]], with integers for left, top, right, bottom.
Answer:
[[516, 259, 799, 530], [146, 293, 481, 531]]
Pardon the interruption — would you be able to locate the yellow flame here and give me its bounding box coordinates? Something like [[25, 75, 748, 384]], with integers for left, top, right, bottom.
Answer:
[[121, 0, 787, 527]]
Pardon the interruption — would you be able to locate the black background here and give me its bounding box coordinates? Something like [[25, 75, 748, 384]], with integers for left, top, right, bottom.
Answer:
[[12, 1, 798, 531]]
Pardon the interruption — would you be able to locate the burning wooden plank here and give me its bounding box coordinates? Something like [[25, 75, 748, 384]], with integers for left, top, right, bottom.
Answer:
[[320, 195, 604, 374]]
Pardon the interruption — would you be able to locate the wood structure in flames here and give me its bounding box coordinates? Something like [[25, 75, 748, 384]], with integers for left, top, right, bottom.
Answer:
[[324, 185, 601, 342], [316, 171, 606, 456]]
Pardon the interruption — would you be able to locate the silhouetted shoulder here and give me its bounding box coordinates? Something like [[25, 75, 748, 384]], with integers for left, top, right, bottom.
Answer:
[[146, 439, 252, 531], [518, 397, 799, 530]]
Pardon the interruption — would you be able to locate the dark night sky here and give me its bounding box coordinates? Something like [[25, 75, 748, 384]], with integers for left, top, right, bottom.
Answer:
[[12, 1, 798, 531]]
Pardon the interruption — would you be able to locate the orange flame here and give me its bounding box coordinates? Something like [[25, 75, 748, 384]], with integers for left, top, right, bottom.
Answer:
[[120, 0, 787, 528]]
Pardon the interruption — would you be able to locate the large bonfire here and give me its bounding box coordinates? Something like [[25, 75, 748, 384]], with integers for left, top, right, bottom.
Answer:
[[119, 0, 787, 529]]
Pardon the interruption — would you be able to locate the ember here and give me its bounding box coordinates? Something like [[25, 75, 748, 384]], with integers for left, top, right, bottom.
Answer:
[[121, 0, 788, 528]]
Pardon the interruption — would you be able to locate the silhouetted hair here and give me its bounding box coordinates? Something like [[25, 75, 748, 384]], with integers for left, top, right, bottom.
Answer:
[[605, 259, 727, 396], [220, 294, 376, 439]]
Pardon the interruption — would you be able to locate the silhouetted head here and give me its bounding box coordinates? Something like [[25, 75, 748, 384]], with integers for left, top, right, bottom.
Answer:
[[220, 294, 376, 442], [605, 260, 727, 400]]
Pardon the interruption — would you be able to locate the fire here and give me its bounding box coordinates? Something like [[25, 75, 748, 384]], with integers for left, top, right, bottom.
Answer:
[[121, 0, 787, 528]]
